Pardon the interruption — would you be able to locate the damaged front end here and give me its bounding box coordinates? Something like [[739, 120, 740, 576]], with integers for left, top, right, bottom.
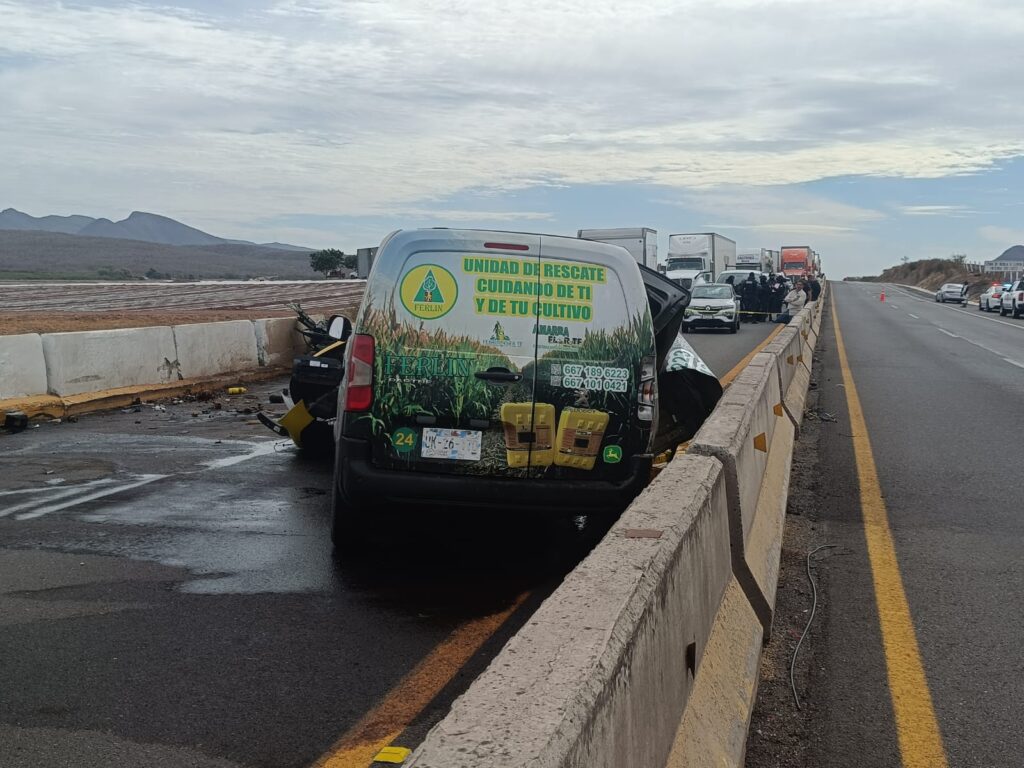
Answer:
[[639, 265, 723, 455]]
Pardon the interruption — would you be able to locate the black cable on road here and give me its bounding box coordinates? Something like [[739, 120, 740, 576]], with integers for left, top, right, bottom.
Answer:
[[791, 543, 837, 711]]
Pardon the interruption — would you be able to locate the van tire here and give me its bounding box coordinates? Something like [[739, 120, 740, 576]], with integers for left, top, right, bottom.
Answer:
[[331, 481, 367, 555]]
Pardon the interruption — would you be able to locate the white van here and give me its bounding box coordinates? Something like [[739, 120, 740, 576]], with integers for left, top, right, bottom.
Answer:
[[330, 229, 719, 549]]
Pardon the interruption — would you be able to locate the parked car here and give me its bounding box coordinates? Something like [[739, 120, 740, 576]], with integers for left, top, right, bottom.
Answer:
[[330, 228, 723, 551], [664, 267, 712, 290], [999, 279, 1024, 318], [935, 283, 967, 304], [979, 283, 1011, 312], [681, 284, 740, 334]]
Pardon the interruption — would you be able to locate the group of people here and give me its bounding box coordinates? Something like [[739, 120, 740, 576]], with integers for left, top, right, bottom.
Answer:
[[723, 272, 822, 323]]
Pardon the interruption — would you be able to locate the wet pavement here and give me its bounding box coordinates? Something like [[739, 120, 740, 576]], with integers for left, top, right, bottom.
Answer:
[[0, 328, 771, 768]]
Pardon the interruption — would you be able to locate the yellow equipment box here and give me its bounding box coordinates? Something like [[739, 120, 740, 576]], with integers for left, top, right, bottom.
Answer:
[[554, 409, 610, 470], [500, 402, 556, 467]]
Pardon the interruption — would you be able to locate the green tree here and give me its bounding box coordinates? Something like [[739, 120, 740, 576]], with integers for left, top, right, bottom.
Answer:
[[310, 248, 346, 277]]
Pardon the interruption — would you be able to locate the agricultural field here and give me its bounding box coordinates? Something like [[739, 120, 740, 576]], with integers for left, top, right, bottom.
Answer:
[[0, 280, 366, 334]]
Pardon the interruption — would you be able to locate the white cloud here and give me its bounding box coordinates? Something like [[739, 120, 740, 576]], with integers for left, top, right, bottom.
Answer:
[[1, 0, 1024, 234], [979, 226, 1024, 246], [897, 204, 978, 216]]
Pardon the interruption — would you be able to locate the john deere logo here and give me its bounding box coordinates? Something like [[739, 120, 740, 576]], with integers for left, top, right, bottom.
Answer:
[[603, 445, 623, 464], [400, 264, 458, 320]]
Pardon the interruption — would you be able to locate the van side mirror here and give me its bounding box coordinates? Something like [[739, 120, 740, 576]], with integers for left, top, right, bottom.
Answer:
[[327, 315, 352, 341]]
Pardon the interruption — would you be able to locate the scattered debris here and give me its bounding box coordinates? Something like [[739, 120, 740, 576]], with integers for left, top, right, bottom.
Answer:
[[269, 393, 285, 404], [804, 409, 837, 423], [227, 386, 247, 395], [2, 411, 29, 433]]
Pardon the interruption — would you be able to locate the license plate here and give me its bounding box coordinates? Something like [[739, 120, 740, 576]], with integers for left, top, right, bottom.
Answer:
[[421, 428, 482, 461]]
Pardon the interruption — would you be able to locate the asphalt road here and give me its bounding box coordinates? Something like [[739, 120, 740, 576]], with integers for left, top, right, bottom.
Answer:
[[0, 323, 775, 768], [801, 282, 1024, 767], [686, 319, 778, 379]]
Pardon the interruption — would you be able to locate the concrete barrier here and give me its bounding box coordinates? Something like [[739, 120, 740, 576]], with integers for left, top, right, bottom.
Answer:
[[0, 333, 48, 399], [404, 295, 824, 768], [253, 317, 304, 367], [172, 320, 260, 379], [407, 454, 733, 768], [664, 577, 763, 767], [688, 353, 791, 633], [41, 326, 179, 397]]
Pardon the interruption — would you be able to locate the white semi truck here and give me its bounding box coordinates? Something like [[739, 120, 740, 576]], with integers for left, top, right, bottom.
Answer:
[[577, 228, 657, 270], [665, 233, 736, 287], [736, 248, 775, 273]]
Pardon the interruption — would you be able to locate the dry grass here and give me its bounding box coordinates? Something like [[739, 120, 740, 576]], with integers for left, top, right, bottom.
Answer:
[[848, 258, 1002, 299]]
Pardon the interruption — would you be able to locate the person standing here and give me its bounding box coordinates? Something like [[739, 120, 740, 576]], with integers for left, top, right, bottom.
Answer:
[[770, 275, 787, 320], [786, 281, 807, 313], [757, 275, 771, 323], [741, 272, 758, 323], [808, 275, 822, 301]]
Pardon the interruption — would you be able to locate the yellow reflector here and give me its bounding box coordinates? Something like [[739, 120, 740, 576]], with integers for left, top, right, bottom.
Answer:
[[373, 745, 412, 764], [278, 402, 315, 446]]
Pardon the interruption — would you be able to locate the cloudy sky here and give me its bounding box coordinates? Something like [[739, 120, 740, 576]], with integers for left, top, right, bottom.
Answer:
[[2, 0, 1023, 277]]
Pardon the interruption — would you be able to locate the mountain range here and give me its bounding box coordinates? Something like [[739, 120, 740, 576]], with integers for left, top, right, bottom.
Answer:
[[0, 208, 320, 280], [0, 208, 308, 251]]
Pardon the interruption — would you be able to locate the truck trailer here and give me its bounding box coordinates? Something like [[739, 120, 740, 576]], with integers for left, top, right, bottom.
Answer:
[[666, 233, 736, 281], [577, 228, 657, 270], [736, 248, 774, 273]]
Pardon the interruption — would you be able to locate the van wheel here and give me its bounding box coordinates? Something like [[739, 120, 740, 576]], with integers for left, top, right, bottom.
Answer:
[[1000, 305, 1009, 316], [730, 321, 738, 334], [331, 482, 367, 555]]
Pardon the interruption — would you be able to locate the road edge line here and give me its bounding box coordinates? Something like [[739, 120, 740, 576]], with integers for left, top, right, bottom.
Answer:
[[831, 292, 948, 768]]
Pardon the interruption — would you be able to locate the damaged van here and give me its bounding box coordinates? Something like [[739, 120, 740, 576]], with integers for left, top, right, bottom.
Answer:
[[331, 229, 721, 549]]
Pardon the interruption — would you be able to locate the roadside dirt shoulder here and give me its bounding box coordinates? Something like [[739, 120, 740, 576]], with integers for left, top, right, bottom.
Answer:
[[744, 312, 833, 768]]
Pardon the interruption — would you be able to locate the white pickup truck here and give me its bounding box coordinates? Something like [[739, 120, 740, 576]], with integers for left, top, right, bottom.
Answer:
[[999, 278, 1024, 318]]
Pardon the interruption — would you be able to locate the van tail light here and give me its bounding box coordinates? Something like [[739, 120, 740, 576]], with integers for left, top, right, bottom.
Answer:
[[638, 355, 656, 422], [344, 334, 375, 412]]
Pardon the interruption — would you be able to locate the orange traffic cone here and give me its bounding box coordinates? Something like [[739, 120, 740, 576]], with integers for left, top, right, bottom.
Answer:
[[880, 290, 886, 302]]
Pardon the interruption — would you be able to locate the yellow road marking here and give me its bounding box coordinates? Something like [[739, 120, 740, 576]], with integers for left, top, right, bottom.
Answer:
[[719, 324, 784, 387], [312, 594, 527, 768], [831, 294, 948, 768]]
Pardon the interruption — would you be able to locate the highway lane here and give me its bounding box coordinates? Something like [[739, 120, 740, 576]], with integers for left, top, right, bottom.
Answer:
[[805, 282, 1024, 767], [0, 324, 775, 768]]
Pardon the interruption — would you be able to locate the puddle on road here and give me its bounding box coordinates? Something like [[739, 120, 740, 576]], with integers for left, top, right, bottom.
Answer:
[[2, 427, 606, 615]]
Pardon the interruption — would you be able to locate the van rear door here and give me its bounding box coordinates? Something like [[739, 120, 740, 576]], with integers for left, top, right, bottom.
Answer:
[[357, 231, 545, 478], [529, 236, 657, 482]]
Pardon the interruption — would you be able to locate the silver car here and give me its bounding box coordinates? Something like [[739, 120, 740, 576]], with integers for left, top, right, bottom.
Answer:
[[935, 283, 967, 305], [681, 284, 740, 334]]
